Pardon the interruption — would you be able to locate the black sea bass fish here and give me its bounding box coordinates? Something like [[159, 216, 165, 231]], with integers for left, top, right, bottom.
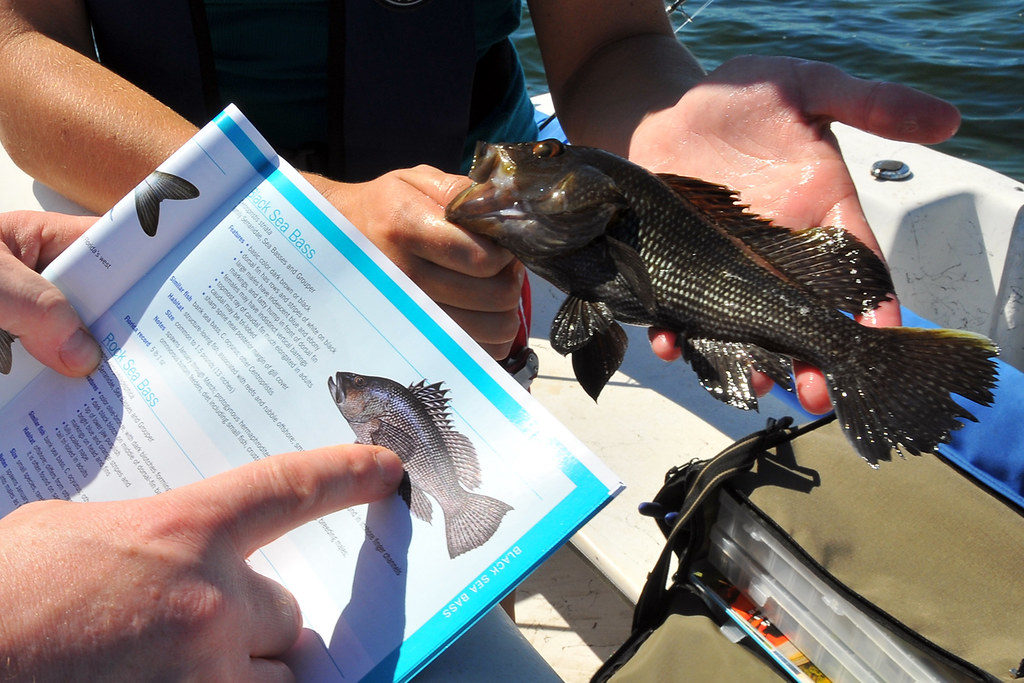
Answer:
[[328, 371, 512, 558], [446, 140, 999, 464]]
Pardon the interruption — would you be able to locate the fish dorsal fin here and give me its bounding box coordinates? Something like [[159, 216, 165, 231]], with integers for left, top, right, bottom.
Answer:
[[656, 173, 770, 227], [726, 224, 894, 314], [656, 173, 894, 314], [408, 380, 483, 490]]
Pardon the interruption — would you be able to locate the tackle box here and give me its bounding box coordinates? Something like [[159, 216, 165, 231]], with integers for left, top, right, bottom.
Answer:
[[707, 492, 958, 682]]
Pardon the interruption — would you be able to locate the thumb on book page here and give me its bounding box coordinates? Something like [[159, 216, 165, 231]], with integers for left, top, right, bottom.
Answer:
[[0, 211, 102, 377], [169, 445, 405, 555]]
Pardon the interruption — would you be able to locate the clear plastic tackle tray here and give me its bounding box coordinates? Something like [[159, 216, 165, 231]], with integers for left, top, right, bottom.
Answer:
[[708, 493, 951, 683]]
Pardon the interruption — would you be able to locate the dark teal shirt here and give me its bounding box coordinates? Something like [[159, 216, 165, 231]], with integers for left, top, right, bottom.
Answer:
[[203, 0, 537, 171]]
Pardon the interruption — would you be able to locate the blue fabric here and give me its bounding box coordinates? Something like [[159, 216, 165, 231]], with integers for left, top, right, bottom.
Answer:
[[770, 307, 1024, 509]]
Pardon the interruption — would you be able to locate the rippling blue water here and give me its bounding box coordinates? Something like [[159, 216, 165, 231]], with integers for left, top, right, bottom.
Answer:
[[512, 1, 1023, 181]]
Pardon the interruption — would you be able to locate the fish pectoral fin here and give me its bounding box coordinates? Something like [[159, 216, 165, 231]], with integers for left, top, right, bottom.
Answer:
[[681, 336, 792, 410], [0, 328, 15, 375], [370, 420, 417, 457], [551, 296, 616, 355], [606, 237, 657, 316], [571, 321, 628, 401]]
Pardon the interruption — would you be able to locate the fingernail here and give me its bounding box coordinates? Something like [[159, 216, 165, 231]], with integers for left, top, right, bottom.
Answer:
[[59, 328, 102, 374], [514, 261, 526, 286], [374, 449, 405, 487]]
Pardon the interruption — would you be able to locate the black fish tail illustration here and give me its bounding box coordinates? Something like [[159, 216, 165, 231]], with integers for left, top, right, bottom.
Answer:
[[443, 492, 513, 559], [135, 171, 200, 237], [0, 327, 15, 375], [827, 327, 998, 464]]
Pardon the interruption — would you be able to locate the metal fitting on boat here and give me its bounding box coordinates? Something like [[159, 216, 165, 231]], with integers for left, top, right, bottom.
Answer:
[[871, 159, 912, 181]]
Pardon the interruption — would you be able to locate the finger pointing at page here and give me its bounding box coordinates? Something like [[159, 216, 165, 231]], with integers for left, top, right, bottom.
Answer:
[[170, 443, 405, 555], [0, 210, 102, 376], [0, 444, 404, 679]]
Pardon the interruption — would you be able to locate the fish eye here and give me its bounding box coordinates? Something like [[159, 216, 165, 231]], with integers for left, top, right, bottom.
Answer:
[[531, 140, 564, 158]]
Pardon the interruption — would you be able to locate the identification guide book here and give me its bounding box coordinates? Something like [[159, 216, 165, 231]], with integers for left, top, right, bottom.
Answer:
[[0, 106, 623, 681]]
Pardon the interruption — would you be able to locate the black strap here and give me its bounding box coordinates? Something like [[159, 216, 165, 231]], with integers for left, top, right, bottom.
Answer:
[[331, 0, 476, 180], [631, 415, 835, 633]]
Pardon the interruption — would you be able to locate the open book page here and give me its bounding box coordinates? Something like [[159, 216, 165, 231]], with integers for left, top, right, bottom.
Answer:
[[0, 106, 622, 681], [0, 109, 274, 402]]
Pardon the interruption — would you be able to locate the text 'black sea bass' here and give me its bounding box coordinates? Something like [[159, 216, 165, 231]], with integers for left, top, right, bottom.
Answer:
[[446, 140, 998, 464], [328, 372, 512, 558]]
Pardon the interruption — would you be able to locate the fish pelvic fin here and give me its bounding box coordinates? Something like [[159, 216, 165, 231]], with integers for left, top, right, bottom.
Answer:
[[443, 491, 513, 559], [551, 296, 628, 400], [0, 328, 16, 375], [681, 336, 793, 410], [827, 326, 998, 464], [134, 170, 200, 237]]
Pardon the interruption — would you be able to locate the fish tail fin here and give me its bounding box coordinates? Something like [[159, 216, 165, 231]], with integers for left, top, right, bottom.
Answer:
[[827, 326, 998, 464], [134, 171, 200, 237], [0, 327, 15, 375], [444, 491, 513, 559]]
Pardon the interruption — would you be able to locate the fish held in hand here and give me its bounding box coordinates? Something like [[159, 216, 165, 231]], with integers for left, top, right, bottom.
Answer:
[[446, 139, 999, 464], [328, 371, 512, 558]]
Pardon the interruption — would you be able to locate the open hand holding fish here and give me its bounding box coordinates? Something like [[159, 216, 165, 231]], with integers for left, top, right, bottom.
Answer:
[[446, 140, 998, 464]]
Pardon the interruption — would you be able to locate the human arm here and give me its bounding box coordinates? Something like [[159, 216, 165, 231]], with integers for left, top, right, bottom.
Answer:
[[0, 442, 404, 680], [0, 4, 523, 359], [529, 0, 960, 412]]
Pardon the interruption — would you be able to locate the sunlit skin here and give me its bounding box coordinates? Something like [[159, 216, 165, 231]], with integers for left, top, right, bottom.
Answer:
[[631, 57, 960, 412]]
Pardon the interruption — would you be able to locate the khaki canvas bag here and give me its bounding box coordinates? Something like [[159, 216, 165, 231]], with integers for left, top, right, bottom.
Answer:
[[594, 415, 1024, 682]]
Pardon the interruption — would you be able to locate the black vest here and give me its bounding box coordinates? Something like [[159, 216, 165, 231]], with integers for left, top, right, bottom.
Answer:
[[83, 0, 512, 181]]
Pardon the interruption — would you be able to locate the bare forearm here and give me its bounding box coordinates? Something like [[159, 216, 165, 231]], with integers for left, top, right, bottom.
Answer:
[[0, 31, 197, 213], [552, 34, 705, 157], [529, 0, 705, 157]]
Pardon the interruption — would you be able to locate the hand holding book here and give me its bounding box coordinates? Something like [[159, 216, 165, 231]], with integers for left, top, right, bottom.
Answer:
[[0, 211, 101, 377]]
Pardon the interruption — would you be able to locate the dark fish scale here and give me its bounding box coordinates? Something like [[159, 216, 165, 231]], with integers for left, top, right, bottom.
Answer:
[[446, 140, 999, 463]]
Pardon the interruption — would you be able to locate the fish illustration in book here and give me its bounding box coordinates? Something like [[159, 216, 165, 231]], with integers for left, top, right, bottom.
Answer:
[[135, 170, 200, 237], [447, 140, 999, 464], [0, 328, 14, 374], [328, 371, 512, 558]]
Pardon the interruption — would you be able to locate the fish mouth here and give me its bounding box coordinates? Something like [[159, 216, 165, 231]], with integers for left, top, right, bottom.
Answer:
[[328, 371, 349, 404], [446, 144, 526, 236]]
